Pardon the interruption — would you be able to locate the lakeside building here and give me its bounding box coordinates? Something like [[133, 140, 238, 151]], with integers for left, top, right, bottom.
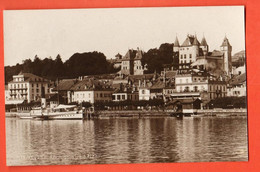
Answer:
[[7, 72, 50, 104], [5, 85, 10, 102], [112, 91, 139, 102], [227, 73, 246, 97], [52, 79, 77, 104], [67, 79, 114, 104], [174, 71, 227, 102]]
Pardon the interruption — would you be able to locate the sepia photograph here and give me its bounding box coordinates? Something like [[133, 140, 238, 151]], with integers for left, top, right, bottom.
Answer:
[[4, 6, 247, 166]]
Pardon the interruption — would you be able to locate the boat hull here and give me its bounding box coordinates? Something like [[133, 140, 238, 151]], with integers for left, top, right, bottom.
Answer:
[[36, 111, 83, 120]]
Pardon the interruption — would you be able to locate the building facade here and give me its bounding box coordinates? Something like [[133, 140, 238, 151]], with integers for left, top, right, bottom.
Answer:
[[120, 48, 145, 76], [174, 72, 227, 101], [67, 79, 113, 104], [174, 34, 232, 77], [7, 72, 50, 103]]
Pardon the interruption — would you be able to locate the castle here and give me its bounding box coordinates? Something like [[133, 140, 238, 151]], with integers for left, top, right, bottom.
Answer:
[[174, 34, 232, 77]]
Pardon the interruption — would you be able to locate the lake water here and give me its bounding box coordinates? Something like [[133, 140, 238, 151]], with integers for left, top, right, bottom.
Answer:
[[5, 116, 248, 166]]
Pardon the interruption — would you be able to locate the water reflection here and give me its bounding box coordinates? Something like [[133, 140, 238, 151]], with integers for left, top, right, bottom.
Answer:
[[6, 117, 248, 166]]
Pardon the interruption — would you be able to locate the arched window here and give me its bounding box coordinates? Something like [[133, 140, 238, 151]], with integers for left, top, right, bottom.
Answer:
[[194, 86, 198, 92]]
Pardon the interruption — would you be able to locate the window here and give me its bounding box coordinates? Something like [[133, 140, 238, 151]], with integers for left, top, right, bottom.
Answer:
[[194, 86, 198, 92], [117, 95, 120, 100], [184, 86, 189, 92], [190, 54, 192, 58], [142, 90, 145, 94], [181, 55, 183, 59], [122, 95, 126, 100], [184, 54, 186, 59]]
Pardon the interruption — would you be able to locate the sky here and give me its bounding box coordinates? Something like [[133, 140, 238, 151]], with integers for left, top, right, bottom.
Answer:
[[4, 6, 245, 66]]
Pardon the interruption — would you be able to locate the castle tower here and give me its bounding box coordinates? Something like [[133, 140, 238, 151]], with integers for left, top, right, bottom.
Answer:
[[192, 35, 200, 59], [200, 35, 208, 56], [220, 36, 232, 76], [173, 36, 180, 52]]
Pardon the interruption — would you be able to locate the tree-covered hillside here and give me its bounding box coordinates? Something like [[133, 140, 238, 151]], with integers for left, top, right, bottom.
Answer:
[[4, 52, 118, 83]]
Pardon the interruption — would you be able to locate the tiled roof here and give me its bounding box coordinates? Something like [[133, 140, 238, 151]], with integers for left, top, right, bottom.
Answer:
[[229, 73, 246, 85], [181, 35, 200, 47], [122, 49, 143, 60], [128, 74, 155, 81], [165, 71, 177, 78], [151, 80, 165, 89], [13, 72, 49, 83], [53, 79, 77, 91], [70, 79, 112, 91]]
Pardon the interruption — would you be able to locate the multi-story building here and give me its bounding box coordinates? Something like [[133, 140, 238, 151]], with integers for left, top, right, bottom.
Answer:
[[7, 72, 50, 103], [121, 48, 145, 75], [227, 73, 246, 97], [174, 72, 227, 101], [67, 79, 113, 104], [112, 91, 139, 101]]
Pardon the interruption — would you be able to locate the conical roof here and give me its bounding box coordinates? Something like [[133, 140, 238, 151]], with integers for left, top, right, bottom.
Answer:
[[174, 36, 180, 47], [221, 36, 231, 47], [200, 36, 208, 46], [192, 35, 200, 46]]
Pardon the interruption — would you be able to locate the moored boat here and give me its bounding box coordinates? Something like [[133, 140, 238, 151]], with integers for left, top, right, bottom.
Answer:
[[33, 104, 83, 120]]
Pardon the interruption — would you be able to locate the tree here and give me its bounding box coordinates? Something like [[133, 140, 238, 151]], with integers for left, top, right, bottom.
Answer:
[[142, 43, 175, 73]]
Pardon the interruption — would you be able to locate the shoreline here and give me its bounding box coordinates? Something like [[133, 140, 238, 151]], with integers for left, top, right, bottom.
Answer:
[[6, 108, 247, 118]]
